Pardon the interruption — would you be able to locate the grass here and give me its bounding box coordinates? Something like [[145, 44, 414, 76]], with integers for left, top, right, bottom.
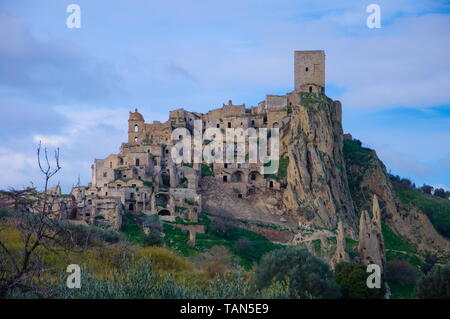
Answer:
[[389, 282, 415, 299], [162, 212, 283, 269], [386, 250, 421, 267], [382, 222, 418, 255], [264, 158, 289, 181], [120, 213, 147, 244]]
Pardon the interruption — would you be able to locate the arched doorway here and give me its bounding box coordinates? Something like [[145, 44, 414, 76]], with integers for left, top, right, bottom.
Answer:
[[156, 193, 169, 207], [249, 171, 263, 183], [231, 171, 244, 182], [158, 209, 170, 216], [129, 203, 134, 211]]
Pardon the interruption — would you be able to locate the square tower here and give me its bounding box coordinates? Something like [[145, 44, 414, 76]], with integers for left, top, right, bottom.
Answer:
[[294, 50, 325, 93]]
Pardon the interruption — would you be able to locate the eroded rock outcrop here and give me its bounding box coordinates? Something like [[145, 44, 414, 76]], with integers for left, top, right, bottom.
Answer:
[[331, 220, 351, 268], [358, 195, 385, 270], [344, 139, 450, 256]]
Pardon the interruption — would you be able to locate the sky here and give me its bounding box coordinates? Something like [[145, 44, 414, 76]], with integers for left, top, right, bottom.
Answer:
[[0, 0, 450, 193]]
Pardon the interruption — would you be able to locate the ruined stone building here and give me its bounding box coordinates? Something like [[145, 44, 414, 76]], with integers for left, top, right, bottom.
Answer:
[[65, 50, 336, 231]]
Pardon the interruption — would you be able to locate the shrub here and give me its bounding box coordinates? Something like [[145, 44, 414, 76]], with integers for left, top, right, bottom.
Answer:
[[136, 246, 194, 273], [420, 184, 434, 195], [209, 214, 234, 238], [61, 222, 123, 246], [142, 215, 163, 246], [415, 264, 450, 299], [434, 188, 450, 199], [421, 252, 437, 275], [386, 259, 417, 285], [234, 238, 253, 255], [255, 246, 340, 299], [334, 262, 385, 299]]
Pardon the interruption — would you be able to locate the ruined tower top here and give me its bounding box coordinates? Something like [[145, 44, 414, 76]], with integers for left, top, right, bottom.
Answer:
[[294, 50, 325, 94]]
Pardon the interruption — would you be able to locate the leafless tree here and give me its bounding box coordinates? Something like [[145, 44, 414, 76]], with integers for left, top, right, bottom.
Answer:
[[0, 142, 67, 298]]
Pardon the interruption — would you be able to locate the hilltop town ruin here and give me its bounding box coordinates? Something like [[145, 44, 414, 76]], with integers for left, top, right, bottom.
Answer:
[[65, 51, 335, 230]]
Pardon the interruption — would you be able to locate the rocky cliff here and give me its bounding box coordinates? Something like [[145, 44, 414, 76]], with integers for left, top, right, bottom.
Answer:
[[282, 93, 358, 238], [203, 91, 449, 260], [343, 139, 450, 256]]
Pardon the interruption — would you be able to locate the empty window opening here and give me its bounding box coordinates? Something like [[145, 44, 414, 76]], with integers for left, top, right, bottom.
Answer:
[[158, 209, 170, 216], [309, 86, 312, 93], [135, 159, 140, 166], [269, 181, 274, 188], [305, 67, 309, 72], [238, 194, 243, 199], [134, 125, 139, 132], [231, 171, 244, 182], [223, 176, 228, 182]]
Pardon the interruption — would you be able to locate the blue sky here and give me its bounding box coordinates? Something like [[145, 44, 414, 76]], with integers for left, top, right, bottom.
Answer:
[[0, 0, 450, 193]]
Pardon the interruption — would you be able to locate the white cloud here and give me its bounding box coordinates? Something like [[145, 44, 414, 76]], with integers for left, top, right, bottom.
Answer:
[[31, 106, 128, 147], [432, 184, 450, 192], [0, 147, 37, 189], [32, 134, 70, 146]]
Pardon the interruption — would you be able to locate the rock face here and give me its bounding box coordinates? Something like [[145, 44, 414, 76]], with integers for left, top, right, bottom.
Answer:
[[358, 195, 385, 270], [201, 94, 360, 239], [344, 140, 450, 256], [330, 220, 351, 268], [282, 95, 358, 238]]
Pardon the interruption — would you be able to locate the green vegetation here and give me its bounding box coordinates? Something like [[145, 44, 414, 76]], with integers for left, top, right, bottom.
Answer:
[[382, 222, 417, 255], [255, 246, 340, 299], [343, 139, 380, 211], [120, 213, 147, 244], [393, 185, 450, 239], [299, 91, 327, 108], [201, 163, 214, 177], [345, 238, 359, 259], [385, 259, 418, 299], [264, 158, 289, 181], [415, 263, 450, 299], [143, 181, 153, 188], [334, 262, 385, 299], [184, 199, 196, 206], [175, 206, 187, 212], [163, 213, 282, 269]]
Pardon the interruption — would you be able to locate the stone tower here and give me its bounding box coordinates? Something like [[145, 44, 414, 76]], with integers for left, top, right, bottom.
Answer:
[[128, 108, 144, 144], [294, 50, 325, 93]]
